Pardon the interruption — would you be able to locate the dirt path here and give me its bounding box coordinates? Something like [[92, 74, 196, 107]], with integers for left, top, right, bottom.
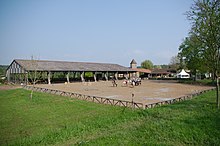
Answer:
[[0, 85, 21, 90]]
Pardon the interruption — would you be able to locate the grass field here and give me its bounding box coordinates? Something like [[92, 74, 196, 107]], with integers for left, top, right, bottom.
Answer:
[[0, 89, 220, 145]]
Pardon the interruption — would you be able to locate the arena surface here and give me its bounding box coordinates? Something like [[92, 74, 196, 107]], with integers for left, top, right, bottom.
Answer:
[[35, 80, 214, 105]]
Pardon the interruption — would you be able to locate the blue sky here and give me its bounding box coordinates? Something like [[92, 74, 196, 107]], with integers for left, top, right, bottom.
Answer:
[[0, 0, 192, 66]]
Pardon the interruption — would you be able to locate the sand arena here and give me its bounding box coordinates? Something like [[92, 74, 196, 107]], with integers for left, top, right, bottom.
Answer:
[[35, 80, 213, 105]]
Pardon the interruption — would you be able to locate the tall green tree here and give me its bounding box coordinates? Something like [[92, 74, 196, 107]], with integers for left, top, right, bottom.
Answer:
[[187, 0, 220, 76], [141, 60, 153, 69], [178, 35, 207, 80], [153, 65, 162, 69], [182, 0, 220, 108]]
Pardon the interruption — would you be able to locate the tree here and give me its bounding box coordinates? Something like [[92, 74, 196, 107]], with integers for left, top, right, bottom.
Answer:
[[183, 0, 220, 108], [141, 60, 153, 69], [187, 0, 220, 74], [169, 55, 180, 70], [160, 64, 169, 69], [27, 56, 41, 99], [153, 65, 162, 69], [178, 35, 207, 80]]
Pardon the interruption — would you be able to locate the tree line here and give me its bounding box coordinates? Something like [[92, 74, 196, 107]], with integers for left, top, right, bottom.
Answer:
[[140, 0, 219, 108], [178, 0, 219, 108]]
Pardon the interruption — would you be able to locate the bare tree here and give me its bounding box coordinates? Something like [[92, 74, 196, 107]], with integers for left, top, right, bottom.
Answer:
[[27, 56, 40, 99], [169, 55, 180, 70]]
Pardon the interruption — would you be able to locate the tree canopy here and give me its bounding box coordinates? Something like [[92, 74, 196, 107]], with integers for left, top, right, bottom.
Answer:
[[178, 35, 207, 75], [178, 0, 220, 107], [169, 55, 180, 70], [185, 0, 219, 77], [141, 60, 153, 69]]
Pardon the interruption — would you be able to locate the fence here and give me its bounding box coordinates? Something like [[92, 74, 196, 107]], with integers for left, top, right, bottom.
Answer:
[[23, 85, 144, 109], [144, 88, 216, 109], [23, 85, 216, 110]]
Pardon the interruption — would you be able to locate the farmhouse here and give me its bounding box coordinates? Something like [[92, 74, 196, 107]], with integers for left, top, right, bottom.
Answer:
[[130, 59, 151, 78], [6, 59, 135, 84], [129, 59, 177, 78]]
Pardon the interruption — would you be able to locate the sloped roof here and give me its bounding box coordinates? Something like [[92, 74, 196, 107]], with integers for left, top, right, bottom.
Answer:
[[130, 59, 137, 64], [132, 68, 151, 73], [151, 69, 170, 74], [13, 59, 134, 72]]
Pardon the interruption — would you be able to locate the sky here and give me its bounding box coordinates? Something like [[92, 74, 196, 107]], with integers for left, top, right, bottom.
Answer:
[[0, 0, 192, 67]]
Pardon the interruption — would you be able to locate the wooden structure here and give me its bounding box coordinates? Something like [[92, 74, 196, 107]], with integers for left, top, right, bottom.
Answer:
[[131, 68, 152, 78], [130, 59, 151, 78], [150, 68, 177, 78], [144, 88, 215, 109], [130, 59, 137, 69], [23, 85, 215, 109], [6, 59, 135, 84], [23, 85, 144, 109]]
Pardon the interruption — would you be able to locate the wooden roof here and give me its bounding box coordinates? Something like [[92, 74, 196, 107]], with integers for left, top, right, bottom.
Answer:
[[151, 69, 170, 74], [132, 68, 151, 73], [130, 59, 137, 64], [13, 59, 134, 72]]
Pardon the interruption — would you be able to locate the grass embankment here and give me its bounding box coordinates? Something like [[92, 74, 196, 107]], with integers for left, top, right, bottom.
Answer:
[[0, 89, 219, 145]]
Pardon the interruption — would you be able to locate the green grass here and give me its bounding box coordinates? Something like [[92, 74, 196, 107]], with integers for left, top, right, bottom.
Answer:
[[0, 89, 220, 145]]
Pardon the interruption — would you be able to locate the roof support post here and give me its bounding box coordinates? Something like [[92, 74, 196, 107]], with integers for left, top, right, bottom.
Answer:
[[73, 72, 76, 79], [48, 71, 51, 84], [93, 72, 97, 82], [115, 72, 118, 80], [19, 73, 22, 84], [25, 71, 28, 85], [125, 72, 129, 80], [105, 72, 108, 81], [6, 70, 10, 83], [66, 72, 70, 83], [14, 73, 16, 83], [81, 72, 85, 82]]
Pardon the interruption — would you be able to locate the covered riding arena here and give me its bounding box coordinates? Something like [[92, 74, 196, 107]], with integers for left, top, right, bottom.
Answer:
[[6, 59, 135, 84]]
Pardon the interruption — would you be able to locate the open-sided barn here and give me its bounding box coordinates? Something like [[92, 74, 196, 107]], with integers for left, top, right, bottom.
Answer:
[[6, 59, 135, 84]]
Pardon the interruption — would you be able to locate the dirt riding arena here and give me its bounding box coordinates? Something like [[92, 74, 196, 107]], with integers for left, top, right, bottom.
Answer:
[[35, 80, 214, 105]]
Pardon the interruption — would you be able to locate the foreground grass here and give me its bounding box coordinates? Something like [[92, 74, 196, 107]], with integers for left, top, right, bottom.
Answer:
[[0, 89, 219, 145]]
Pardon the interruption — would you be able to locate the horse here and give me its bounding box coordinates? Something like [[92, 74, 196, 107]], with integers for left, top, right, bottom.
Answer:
[[112, 79, 117, 87]]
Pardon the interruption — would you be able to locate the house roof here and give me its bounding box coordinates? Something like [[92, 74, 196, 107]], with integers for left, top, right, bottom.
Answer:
[[151, 69, 170, 74], [13, 59, 134, 72], [132, 68, 151, 73], [130, 59, 137, 64]]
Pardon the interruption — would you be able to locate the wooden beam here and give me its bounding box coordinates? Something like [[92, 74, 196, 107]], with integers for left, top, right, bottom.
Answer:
[[115, 72, 118, 80], [93, 72, 97, 82], [105, 72, 108, 81], [48, 71, 51, 84], [66, 72, 70, 83], [81, 72, 85, 82]]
